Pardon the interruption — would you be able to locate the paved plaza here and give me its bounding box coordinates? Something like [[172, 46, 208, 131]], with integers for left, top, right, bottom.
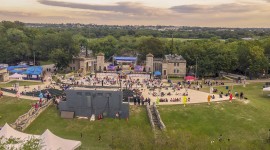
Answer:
[[1, 71, 235, 105]]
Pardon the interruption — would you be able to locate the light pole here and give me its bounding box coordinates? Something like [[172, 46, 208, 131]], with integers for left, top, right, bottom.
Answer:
[[245, 68, 249, 79], [244, 68, 249, 87], [195, 57, 198, 79], [33, 50, 36, 66]]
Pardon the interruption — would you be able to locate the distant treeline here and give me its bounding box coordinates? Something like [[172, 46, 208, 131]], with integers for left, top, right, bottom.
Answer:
[[0, 21, 269, 78], [26, 23, 270, 39]]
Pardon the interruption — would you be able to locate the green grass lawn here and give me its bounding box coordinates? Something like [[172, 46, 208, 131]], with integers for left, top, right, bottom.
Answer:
[[158, 83, 270, 150], [39, 60, 54, 65], [25, 106, 154, 150], [0, 80, 42, 88], [0, 96, 33, 126]]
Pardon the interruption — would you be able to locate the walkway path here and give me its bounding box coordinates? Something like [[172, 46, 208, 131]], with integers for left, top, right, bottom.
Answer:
[[140, 87, 231, 105]]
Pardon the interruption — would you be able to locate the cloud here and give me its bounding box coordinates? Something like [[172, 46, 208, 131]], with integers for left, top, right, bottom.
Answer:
[[37, 0, 163, 16], [170, 3, 256, 14], [0, 10, 38, 17]]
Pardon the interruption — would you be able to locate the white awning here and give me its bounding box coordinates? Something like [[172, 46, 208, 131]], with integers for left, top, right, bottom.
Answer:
[[0, 123, 81, 150]]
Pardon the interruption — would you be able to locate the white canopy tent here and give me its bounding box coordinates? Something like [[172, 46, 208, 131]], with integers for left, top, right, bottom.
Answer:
[[0, 123, 39, 140], [263, 87, 270, 92], [0, 123, 81, 150], [40, 130, 81, 150], [9, 73, 24, 80]]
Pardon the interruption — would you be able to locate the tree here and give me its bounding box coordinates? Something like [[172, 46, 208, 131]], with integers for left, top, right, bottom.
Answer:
[[138, 37, 164, 61], [50, 48, 71, 70], [0, 136, 42, 150], [248, 46, 268, 77]]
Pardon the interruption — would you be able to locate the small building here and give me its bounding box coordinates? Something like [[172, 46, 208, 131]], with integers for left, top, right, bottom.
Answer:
[[0, 67, 9, 82], [67, 50, 97, 75], [163, 54, 186, 77], [146, 53, 186, 78], [59, 88, 129, 119]]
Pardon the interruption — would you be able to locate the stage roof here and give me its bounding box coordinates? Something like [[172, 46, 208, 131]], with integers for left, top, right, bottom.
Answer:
[[113, 56, 137, 61]]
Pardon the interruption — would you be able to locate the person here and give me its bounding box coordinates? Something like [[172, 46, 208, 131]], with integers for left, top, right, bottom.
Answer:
[[207, 95, 211, 105], [39, 92, 43, 101], [156, 97, 160, 105], [240, 92, 244, 99], [219, 92, 223, 98], [16, 91, 20, 99], [148, 98, 151, 105], [0, 90, 3, 98], [35, 102, 39, 111], [39, 99, 43, 107], [134, 97, 136, 105], [229, 93, 233, 102], [115, 112, 119, 119], [182, 95, 187, 107]]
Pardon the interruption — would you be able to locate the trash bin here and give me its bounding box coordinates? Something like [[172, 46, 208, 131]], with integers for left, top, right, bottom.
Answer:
[[225, 86, 228, 90]]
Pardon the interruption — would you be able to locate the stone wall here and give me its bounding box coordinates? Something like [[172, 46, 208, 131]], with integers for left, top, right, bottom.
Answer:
[[153, 103, 166, 130], [59, 89, 129, 119], [11, 100, 52, 131], [146, 104, 155, 130], [97, 55, 105, 72], [166, 62, 186, 77], [146, 56, 154, 73]]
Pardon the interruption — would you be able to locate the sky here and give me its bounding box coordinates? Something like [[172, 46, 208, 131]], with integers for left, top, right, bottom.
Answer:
[[1, 0, 270, 27]]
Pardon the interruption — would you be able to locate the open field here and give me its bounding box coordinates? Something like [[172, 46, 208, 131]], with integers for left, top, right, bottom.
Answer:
[[0, 80, 42, 88], [158, 83, 270, 149], [25, 106, 154, 150], [0, 96, 33, 126], [161, 38, 201, 41]]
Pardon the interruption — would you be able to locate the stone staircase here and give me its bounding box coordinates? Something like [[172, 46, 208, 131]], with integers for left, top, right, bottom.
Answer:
[[11, 100, 52, 131], [146, 102, 166, 140], [149, 105, 160, 130]]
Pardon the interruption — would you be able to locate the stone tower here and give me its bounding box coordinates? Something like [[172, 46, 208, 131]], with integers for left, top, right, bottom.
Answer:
[[96, 52, 105, 72], [146, 53, 154, 73]]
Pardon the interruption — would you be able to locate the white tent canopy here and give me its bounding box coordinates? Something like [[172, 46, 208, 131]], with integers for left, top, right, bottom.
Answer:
[[263, 87, 270, 92], [0, 123, 39, 140], [0, 123, 81, 150], [9, 73, 24, 80], [40, 130, 81, 150]]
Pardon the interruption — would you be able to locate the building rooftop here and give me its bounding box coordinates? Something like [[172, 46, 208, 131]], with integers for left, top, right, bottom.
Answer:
[[146, 53, 154, 57], [97, 52, 105, 56], [164, 54, 186, 62]]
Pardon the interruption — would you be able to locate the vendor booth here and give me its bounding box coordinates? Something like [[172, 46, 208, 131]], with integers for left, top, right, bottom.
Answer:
[[9, 73, 24, 80]]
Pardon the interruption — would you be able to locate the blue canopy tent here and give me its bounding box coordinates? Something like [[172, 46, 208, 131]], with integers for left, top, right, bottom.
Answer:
[[113, 56, 137, 65], [23, 66, 43, 75], [23, 66, 43, 80], [7, 65, 28, 74], [113, 57, 137, 62], [154, 71, 161, 76]]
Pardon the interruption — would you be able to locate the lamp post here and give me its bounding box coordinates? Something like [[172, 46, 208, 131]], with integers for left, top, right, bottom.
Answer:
[[195, 57, 198, 79], [33, 50, 36, 66], [244, 68, 249, 87], [245, 68, 249, 79]]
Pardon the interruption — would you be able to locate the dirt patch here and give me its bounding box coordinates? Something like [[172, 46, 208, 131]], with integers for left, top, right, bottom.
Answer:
[[243, 100, 250, 104]]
